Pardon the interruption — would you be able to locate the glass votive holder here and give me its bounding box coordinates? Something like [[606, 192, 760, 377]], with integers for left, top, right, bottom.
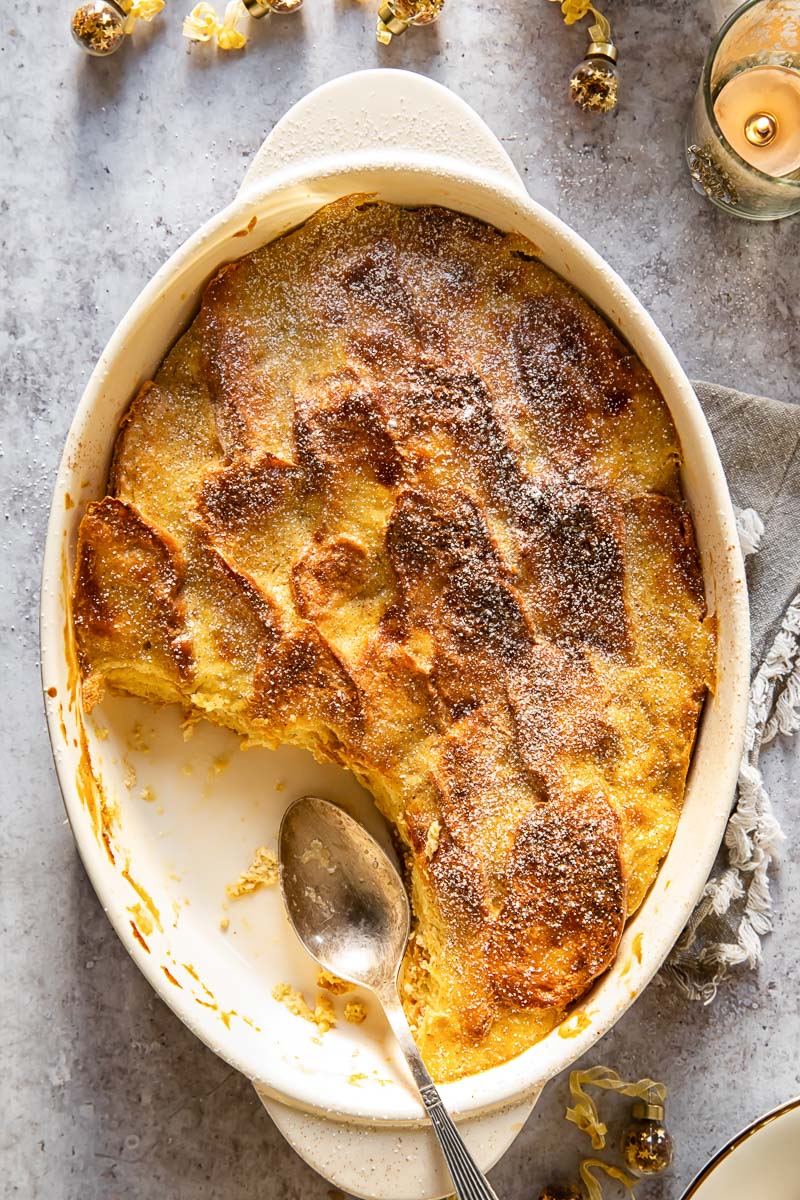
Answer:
[[686, 0, 800, 220]]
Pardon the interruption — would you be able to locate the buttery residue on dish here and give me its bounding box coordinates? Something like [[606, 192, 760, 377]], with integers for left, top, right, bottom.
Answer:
[[122, 864, 163, 932], [348, 1069, 393, 1088], [300, 838, 336, 872], [210, 752, 231, 775], [128, 902, 155, 937], [558, 1011, 592, 1039], [126, 721, 150, 753]]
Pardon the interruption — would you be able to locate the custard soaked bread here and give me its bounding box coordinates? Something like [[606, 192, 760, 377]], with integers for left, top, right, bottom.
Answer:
[[72, 198, 714, 1081]]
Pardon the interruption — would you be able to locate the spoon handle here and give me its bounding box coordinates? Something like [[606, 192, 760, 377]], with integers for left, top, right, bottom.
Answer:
[[380, 991, 501, 1200]]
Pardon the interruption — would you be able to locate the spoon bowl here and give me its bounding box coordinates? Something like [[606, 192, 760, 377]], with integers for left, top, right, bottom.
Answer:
[[279, 796, 410, 991]]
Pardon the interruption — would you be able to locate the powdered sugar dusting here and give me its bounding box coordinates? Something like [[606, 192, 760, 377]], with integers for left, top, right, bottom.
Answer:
[[72, 198, 714, 1082]]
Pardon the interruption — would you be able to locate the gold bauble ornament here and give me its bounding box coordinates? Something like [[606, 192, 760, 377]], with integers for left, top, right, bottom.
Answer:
[[71, 0, 127, 55], [569, 40, 618, 113], [388, 0, 443, 24], [548, 4, 619, 113], [376, 0, 444, 44], [242, 0, 303, 14], [621, 1102, 674, 1175], [538, 1186, 584, 1200]]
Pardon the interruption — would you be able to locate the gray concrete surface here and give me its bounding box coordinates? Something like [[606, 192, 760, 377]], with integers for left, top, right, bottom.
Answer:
[[1, 0, 798, 1197]]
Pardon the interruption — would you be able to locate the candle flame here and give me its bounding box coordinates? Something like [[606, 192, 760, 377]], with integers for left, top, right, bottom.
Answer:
[[745, 111, 779, 147]]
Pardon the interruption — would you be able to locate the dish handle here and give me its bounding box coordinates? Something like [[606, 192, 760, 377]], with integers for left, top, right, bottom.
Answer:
[[253, 1084, 540, 1200], [237, 68, 525, 199]]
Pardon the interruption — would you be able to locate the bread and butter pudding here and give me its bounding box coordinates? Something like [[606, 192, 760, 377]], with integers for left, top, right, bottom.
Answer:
[[71, 196, 715, 1082]]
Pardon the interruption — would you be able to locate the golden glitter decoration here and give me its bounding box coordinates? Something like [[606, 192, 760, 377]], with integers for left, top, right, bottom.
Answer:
[[547, 0, 619, 113], [71, 1, 127, 55], [621, 1103, 674, 1175], [389, 0, 443, 24], [242, 0, 303, 15], [687, 143, 740, 206], [376, 0, 444, 44], [569, 58, 618, 112]]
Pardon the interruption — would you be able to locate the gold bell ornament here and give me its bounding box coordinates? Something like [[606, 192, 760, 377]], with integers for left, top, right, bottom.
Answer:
[[71, 0, 164, 55], [538, 1186, 584, 1200], [376, 0, 444, 45], [621, 1099, 674, 1176]]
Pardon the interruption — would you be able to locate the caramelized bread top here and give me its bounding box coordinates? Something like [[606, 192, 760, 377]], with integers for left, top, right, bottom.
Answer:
[[72, 198, 714, 1080]]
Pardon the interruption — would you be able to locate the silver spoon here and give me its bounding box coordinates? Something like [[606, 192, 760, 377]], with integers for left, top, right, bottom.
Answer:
[[279, 795, 500, 1200]]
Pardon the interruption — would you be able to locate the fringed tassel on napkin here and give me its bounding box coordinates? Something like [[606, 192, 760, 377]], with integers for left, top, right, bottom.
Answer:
[[665, 508, 798, 1002]]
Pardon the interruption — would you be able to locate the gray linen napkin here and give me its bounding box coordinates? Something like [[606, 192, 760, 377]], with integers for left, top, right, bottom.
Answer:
[[693, 381, 800, 670], [663, 380, 799, 1001]]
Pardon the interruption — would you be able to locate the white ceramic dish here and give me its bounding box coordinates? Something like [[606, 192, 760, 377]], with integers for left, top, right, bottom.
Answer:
[[41, 70, 749, 1200], [682, 1098, 800, 1199]]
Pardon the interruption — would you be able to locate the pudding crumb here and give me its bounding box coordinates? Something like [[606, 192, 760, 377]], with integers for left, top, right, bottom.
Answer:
[[344, 1001, 368, 1024], [316, 968, 352, 995], [272, 983, 336, 1033], [226, 846, 278, 898], [424, 819, 441, 860]]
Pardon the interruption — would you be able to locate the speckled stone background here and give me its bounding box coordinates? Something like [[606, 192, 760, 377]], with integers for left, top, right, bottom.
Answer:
[[1, 0, 798, 1196]]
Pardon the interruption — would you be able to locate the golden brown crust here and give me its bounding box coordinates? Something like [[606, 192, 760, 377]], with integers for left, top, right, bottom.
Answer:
[[71, 198, 714, 1080], [488, 792, 625, 1010], [72, 497, 193, 705]]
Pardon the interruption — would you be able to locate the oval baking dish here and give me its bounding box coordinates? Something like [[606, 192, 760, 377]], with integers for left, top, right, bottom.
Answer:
[[41, 70, 749, 1199]]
